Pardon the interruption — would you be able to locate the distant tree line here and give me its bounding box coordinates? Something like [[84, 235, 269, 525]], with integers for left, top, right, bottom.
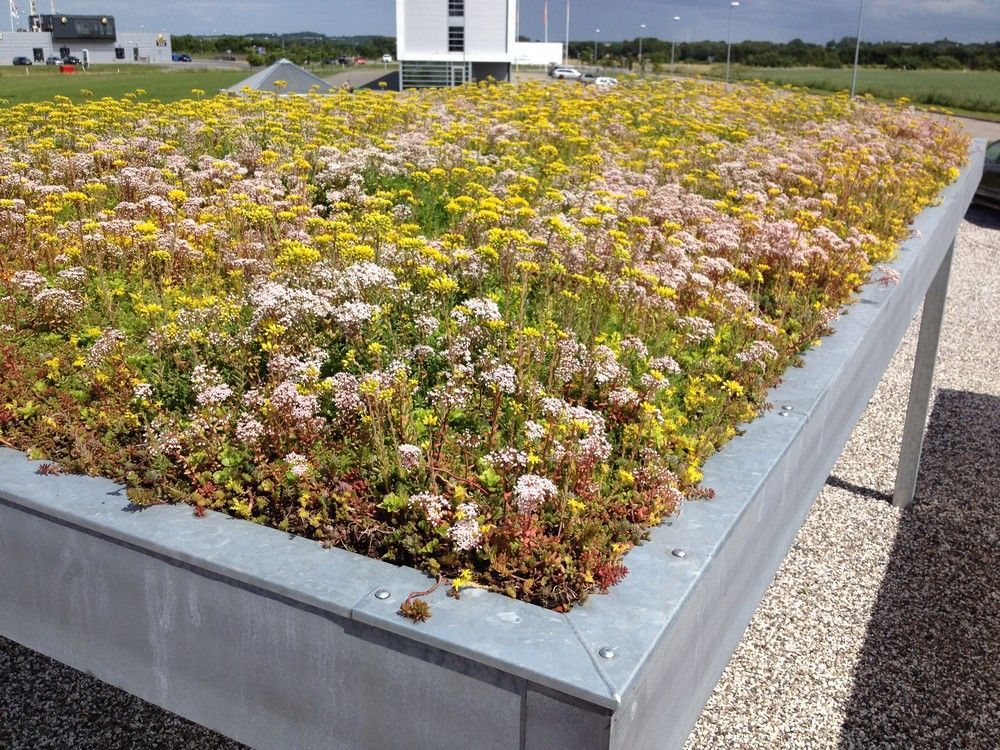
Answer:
[[566, 37, 1000, 71], [171, 33, 396, 66], [172, 33, 999, 72]]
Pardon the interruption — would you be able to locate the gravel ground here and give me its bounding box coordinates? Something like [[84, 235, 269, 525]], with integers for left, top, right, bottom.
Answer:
[[2, 207, 997, 748]]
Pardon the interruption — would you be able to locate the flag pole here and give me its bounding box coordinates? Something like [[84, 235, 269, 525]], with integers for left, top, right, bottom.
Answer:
[[544, 0, 548, 43]]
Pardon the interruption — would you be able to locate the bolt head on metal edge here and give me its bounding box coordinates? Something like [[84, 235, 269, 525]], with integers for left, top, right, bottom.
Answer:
[[598, 646, 617, 659], [671, 548, 687, 558], [374, 589, 391, 600]]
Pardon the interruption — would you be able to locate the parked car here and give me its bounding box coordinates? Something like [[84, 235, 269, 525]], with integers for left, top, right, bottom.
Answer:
[[45, 55, 62, 65], [550, 66, 581, 80], [580, 72, 596, 83], [171, 53, 192, 62], [354, 57, 366, 65], [12, 56, 32, 66], [594, 76, 618, 87], [62, 55, 81, 65], [973, 139, 1000, 209], [381, 54, 393, 63], [336, 55, 352, 66]]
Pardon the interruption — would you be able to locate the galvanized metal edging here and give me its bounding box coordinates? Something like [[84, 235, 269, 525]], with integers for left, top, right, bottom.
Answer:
[[0, 142, 985, 749]]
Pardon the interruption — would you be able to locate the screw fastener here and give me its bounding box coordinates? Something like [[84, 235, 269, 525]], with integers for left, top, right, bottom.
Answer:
[[598, 646, 617, 659], [671, 548, 688, 558], [374, 589, 391, 600]]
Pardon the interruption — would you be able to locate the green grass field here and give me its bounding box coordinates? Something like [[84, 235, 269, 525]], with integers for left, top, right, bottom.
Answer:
[[0, 62, 372, 105], [0, 65, 251, 105], [671, 64, 1000, 119]]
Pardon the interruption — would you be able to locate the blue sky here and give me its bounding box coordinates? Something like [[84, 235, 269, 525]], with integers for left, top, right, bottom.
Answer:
[[48, 1, 998, 43]]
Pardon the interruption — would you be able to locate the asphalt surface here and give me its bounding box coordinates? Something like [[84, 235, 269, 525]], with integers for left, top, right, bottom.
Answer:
[[0, 204, 996, 748]]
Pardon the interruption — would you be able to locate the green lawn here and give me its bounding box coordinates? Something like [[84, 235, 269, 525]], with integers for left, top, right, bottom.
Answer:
[[673, 64, 1000, 119], [0, 65, 250, 105]]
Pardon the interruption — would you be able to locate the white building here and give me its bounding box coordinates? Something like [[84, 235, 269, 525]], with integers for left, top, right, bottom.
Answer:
[[1, 14, 171, 66], [396, 0, 562, 88]]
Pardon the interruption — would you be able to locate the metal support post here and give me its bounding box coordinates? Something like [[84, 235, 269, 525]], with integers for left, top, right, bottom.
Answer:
[[892, 242, 954, 507]]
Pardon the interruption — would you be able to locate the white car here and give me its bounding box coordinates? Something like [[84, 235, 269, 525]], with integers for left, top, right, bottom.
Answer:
[[381, 54, 393, 63], [594, 76, 618, 87], [551, 66, 582, 80]]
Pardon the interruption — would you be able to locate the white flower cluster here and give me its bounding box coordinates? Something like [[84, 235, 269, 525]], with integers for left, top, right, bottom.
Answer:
[[11, 270, 46, 292], [649, 355, 682, 374], [268, 347, 326, 383], [191, 364, 234, 406], [332, 301, 379, 333], [514, 474, 558, 514], [524, 420, 546, 441], [540, 397, 611, 464], [132, 382, 154, 400], [32, 288, 83, 325], [270, 380, 321, 423], [236, 415, 266, 446], [56, 266, 88, 287], [397, 443, 423, 471], [619, 336, 649, 359], [678, 316, 716, 344], [335, 261, 397, 297], [554, 337, 587, 384], [409, 492, 449, 525], [484, 447, 528, 473], [414, 315, 439, 336], [452, 296, 501, 325], [735, 340, 779, 370], [327, 372, 362, 412], [86, 328, 126, 367], [448, 503, 482, 551], [608, 387, 640, 407], [482, 363, 517, 395], [285, 452, 310, 477], [248, 279, 335, 332], [593, 345, 626, 385]]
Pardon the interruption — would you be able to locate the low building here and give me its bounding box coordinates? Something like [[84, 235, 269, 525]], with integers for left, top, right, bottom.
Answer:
[[396, 0, 562, 88], [1, 14, 170, 65]]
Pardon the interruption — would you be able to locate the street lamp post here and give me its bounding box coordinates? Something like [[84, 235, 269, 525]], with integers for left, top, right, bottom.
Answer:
[[564, 0, 570, 65], [725, 1, 739, 86], [594, 28, 599, 65], [670, 15, 680, 76], [638, 23, 646, 73], [850, 0, 865, 97]]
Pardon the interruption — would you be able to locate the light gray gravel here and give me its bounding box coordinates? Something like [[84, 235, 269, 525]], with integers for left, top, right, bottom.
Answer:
[[685, 204, 1000, 749], [1, 208, 997, 748]]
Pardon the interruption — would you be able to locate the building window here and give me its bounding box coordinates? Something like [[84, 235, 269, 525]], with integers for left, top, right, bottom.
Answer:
[[448, 0, 464, 17], [448, 26, 464, 53]]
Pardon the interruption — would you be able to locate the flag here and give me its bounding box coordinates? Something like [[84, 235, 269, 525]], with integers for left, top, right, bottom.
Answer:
[[10, 0, 19, 19]]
